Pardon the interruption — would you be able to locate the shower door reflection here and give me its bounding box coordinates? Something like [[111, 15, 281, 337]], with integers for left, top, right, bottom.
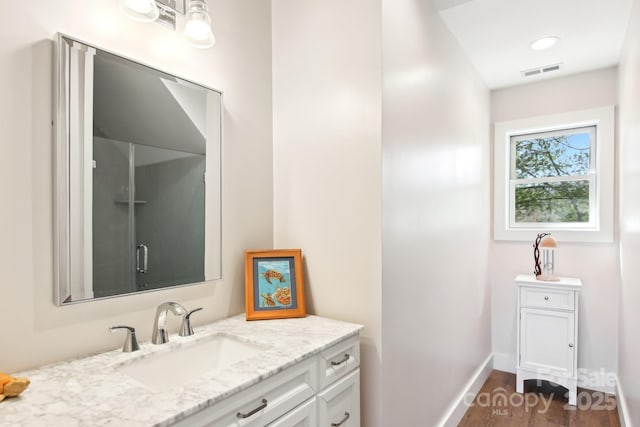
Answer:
[[92, 140, 205, 298]]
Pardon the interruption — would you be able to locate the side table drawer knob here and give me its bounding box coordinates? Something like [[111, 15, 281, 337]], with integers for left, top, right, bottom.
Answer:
[[544, 296, 549, 301]]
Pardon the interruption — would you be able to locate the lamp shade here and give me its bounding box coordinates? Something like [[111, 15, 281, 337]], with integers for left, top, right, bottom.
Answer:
[[540, 236, 558, 248]]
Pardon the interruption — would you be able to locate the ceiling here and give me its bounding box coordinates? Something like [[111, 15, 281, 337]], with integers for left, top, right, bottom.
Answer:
[[437, 0, 634, 89]]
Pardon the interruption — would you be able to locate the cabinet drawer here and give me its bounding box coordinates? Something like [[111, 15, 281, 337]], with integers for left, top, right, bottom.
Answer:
[[267, 397, 317, 427], [317, 370, 360, 427], [173, 357, 317, 427], [520, 287, 575, 310], [318, 335, 360, 390]]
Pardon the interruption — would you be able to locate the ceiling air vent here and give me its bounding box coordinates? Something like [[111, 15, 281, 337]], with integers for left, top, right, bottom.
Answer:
[[521, 63, 563, 78]]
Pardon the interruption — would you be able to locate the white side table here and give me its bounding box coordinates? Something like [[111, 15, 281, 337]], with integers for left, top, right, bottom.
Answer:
[[515, 274, 582, 405]]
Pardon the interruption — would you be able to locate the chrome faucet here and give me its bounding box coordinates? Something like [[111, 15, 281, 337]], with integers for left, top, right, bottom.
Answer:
[[152, 302, 187, 344], [179, 307, 203, 337], [109, 325, 140, 352]]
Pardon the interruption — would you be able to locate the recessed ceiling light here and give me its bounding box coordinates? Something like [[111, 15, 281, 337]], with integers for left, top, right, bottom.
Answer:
[[530, 36, 560, 51]]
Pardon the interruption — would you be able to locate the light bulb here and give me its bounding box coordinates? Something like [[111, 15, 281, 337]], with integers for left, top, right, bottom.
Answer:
[[185, 19, 211, 41], [121, 0, 159, 22]]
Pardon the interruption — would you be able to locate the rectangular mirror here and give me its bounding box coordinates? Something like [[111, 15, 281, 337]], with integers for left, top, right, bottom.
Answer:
[[54, 34, 222, 305]]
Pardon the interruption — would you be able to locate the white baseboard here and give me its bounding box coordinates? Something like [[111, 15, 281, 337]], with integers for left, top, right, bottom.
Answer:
[[577, 369, 617, 394], [437, 353, 494, 427], [492, 352, 516, 373], [436, 353, 625, 425], [491, 352, 616, 394], [616, 375, 632, 427]]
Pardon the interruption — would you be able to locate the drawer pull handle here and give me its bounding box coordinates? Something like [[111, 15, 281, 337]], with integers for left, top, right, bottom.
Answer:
[[236, 398, 267, 419], [569, 343, 574, 348], [331, 412, 351, 426], [544, 296, 549, 301], [331, 354, 350, 366]]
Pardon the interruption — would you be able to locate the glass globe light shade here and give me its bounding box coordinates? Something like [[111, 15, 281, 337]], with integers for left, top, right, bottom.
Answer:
[[121, 0, 160, 22], [184, 0, 216, 48]]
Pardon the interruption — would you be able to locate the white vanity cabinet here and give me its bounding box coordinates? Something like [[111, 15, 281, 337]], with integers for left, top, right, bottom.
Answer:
[[267, 398, 317, 427], [4, 315, 363, 426], [174, 335, 360, 427], [515, 274, 582, 405], [316, 336, 361, 427], [173, 356, 317, 427], [317, 370, 360, 427]]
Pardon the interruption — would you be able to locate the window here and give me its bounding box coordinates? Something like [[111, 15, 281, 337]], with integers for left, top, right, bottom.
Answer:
[[494, 107, 614, 242], [511, 126, 595, 227]]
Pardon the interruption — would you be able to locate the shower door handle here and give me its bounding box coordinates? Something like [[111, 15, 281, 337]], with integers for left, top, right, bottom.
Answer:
[[136, 244, 148, 274]]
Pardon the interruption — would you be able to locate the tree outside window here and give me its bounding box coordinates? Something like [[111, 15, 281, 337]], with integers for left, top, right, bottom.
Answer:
[[510, 126, 595, 227]]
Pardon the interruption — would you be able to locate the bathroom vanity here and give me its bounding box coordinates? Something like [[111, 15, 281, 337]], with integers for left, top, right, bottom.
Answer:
[[2, 315, 362, 426], [515, 274, 582, 405]]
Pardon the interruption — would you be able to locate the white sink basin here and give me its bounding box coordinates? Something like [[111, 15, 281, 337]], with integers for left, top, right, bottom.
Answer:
[[116, 334, 264, 391]]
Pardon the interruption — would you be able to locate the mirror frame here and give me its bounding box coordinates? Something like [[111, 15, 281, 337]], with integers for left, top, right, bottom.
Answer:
[[53, 33, 223, 305]]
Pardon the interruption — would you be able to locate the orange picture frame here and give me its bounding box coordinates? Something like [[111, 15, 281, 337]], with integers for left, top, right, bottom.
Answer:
[[244, 249, 306, 321]]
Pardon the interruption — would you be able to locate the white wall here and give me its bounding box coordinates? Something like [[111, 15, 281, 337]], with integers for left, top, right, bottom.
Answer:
[[271, 0, 382, 425], [491, 68, 619, 122], [381, 1, 492, 425], [0, 0, 273, 372], [490, 67, 620, 391], [618, 0, 640, 421]]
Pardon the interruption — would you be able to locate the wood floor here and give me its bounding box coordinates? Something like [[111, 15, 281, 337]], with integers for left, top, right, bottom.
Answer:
[[458, 370, 621, 427]]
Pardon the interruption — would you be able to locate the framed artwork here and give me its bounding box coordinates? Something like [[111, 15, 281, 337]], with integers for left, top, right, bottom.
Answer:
[[244, 249, 306, 320]]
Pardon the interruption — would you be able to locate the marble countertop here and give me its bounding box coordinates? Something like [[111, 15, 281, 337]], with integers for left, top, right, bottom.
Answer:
[[2, 315, 362, 426]]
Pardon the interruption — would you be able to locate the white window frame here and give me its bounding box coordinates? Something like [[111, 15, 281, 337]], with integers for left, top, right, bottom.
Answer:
[[509, 125, 596, 229], [494, 106, 615, 242]]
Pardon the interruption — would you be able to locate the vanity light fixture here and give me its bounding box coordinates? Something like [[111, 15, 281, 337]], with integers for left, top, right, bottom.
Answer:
[[529, 36, 560, 51], [121, 0, 216, 48]]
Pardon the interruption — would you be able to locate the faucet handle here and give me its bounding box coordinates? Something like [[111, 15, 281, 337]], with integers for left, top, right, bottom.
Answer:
[[179, 307, 203, 337], [109, 325, 140, 353]]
